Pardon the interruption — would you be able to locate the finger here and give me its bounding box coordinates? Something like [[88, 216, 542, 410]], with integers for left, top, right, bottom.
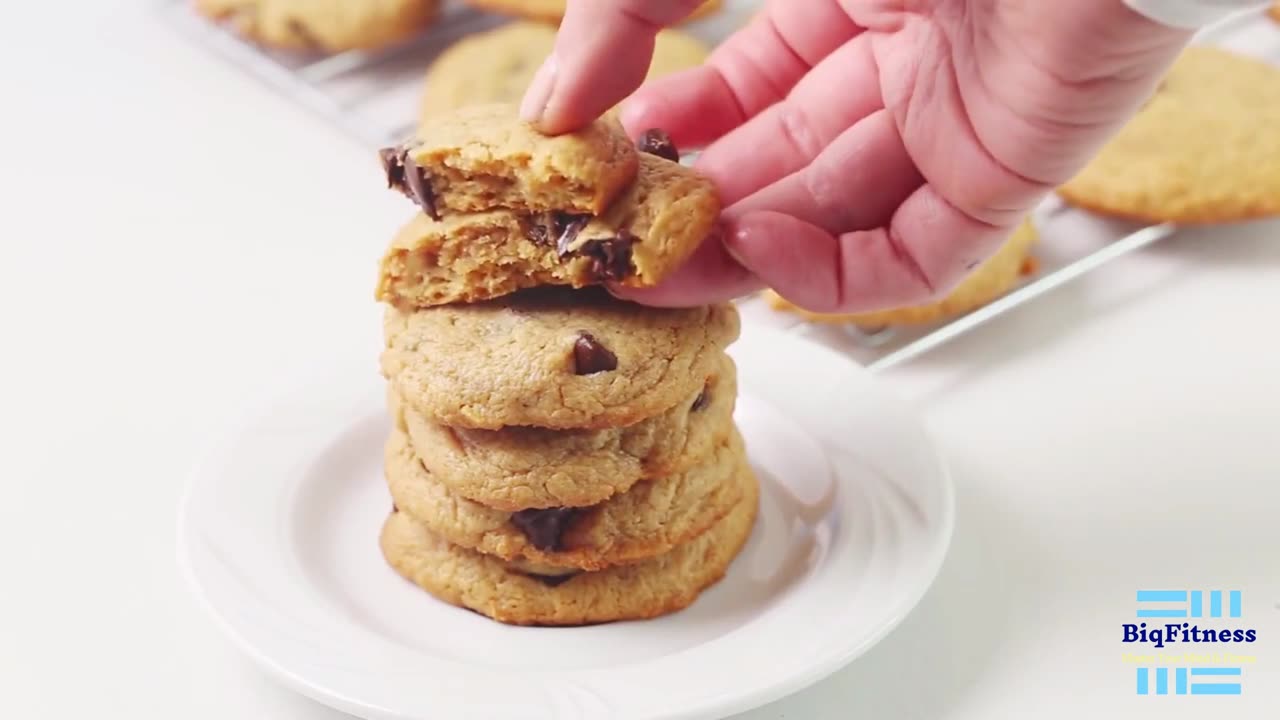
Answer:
[[728, 109, 923, 233], [694, 34, 884, 205], [619, 0, 860, 148], [608, 230, 760, 307], [728, 187, 1010, 315], [521, 0, 707, 134]]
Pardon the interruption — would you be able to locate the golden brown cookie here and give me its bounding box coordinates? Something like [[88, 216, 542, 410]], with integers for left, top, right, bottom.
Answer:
[[381, 103, 638, 217], [1058, 46, 1280, 224], [379, 461, 758, 626], [765, 218, 1038, 327], [459, 0, 721, 25], [381, 287, 740, 430], [1270, 1, 1279, 22], [195, 0, 438, 53], [391, 356, 735, 510], [375, 151, 720, 307], [384, 424, 746, 571], [418, 22, 708, 123]]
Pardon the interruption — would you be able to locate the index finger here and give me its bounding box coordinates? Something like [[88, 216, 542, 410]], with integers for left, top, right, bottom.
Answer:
[[521, 0, 708, 134]]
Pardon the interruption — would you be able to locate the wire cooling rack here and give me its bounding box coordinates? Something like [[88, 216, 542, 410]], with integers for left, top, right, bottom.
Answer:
[[160, 1, 1278, 372]]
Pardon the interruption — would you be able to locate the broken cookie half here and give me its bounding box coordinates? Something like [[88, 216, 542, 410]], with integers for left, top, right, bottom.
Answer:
[[377, 107, 720, 308], [381, 103, 640, 217]]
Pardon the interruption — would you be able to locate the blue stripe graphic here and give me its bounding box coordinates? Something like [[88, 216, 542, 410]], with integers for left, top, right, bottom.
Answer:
[[1177, 668, 1188, 695], [1156, 668, 1169, 695], [1190, 591, 1202, 618], [1137, 590, 1188, 602], [1230, 590, 1241, 617], [1211, 591, 1222, 617], [1191, 684, 1242, 695], [1137, 609, 1187, 618], [1137, 668, 1149, 695], [1191, 667, 1242, 676]]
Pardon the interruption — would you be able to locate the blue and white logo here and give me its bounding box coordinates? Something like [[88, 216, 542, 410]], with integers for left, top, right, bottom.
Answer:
[[1123, 589, 1258, 696]]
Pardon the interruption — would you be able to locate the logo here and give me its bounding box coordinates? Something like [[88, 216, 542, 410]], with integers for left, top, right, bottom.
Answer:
[[1122, 590, 1259, 695]]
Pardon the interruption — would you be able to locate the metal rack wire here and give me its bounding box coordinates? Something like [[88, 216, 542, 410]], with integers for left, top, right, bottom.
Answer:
[[160, 1, 1277, 372]]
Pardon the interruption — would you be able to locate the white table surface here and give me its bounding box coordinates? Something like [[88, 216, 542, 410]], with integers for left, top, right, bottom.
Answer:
[[2, 3, 1277, 719]]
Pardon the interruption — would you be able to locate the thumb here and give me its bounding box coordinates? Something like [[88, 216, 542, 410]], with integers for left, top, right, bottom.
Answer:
[[520, 0, 708, 135]]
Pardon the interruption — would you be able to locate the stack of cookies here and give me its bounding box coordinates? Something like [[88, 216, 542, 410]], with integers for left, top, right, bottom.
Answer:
[[372, 104, 757, 626]]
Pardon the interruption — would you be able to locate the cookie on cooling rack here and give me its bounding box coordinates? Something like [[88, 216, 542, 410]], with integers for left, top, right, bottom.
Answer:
[[418, 22, 708, 123], [195, 0, 438, 53], [764, 218, 1038, 328], [1058, 45, 1280, 224], [460, 0, 721, 24]]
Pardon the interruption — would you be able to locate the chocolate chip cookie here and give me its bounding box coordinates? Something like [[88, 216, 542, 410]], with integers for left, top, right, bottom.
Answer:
[[195, 0, 438, 53], [381, 286, 739, 430], [1058, 46, 1280, 223], [459, 0, 721, 25], [376, 148, 720, 306], [418, 22, 709, 123], [764, 218, 1038, 327], [384, 423, 746, 570], [382, 103, 638, 217], [391, 355, 735, 510], [379, 459, 757, 626]]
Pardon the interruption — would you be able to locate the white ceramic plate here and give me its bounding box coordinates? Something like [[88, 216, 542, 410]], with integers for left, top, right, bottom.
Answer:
[[178, 323, 954, 720]]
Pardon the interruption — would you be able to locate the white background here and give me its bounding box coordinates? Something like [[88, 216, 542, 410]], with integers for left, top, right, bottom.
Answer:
[[0, 2, 1277, 718]]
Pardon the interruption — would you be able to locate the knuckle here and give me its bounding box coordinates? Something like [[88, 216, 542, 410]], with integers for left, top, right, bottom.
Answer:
[[777, 102, 825, 160], [802, 158, 851, 223]]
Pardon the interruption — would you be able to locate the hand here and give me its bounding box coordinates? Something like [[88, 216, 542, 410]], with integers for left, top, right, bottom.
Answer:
[[520, 0, 1194, 312]]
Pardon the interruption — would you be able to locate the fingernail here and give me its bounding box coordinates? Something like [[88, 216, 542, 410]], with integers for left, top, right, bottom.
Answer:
[[520, 54, 558, 125]]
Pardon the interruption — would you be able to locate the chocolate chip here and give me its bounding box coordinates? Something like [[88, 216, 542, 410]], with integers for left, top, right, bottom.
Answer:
[[527, 212, 590, 253], [572, 333, 618, 375], [510, 508, 580, 551], [525, 572, 579, 587], [379, 146, 439, 220], [402, 156, 438, 220], [579, 232, 635, 282], [637, 128, 679, 163], [556, 217, 590, 255], [379, 148, 403, 186], [391, 502, 399, 513], [691, 384, 711, 412]]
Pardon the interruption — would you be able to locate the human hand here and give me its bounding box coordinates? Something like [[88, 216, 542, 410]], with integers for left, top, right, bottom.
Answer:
[[521, 0, 1195, 312]]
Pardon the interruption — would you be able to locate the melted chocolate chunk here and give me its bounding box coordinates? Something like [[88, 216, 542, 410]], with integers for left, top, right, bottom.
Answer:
[[379, 147, 403, 186], [637, 128, 680, 163], [379, 146, 439, 220], [579, 231, 635, 282], [691, 384, 711, 412], [527, 212, 590, 251], [510, 507, 580, 551], [556, 217, 590, 254], [572, 333, 618, 375], [525, 572, 579, 588]]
